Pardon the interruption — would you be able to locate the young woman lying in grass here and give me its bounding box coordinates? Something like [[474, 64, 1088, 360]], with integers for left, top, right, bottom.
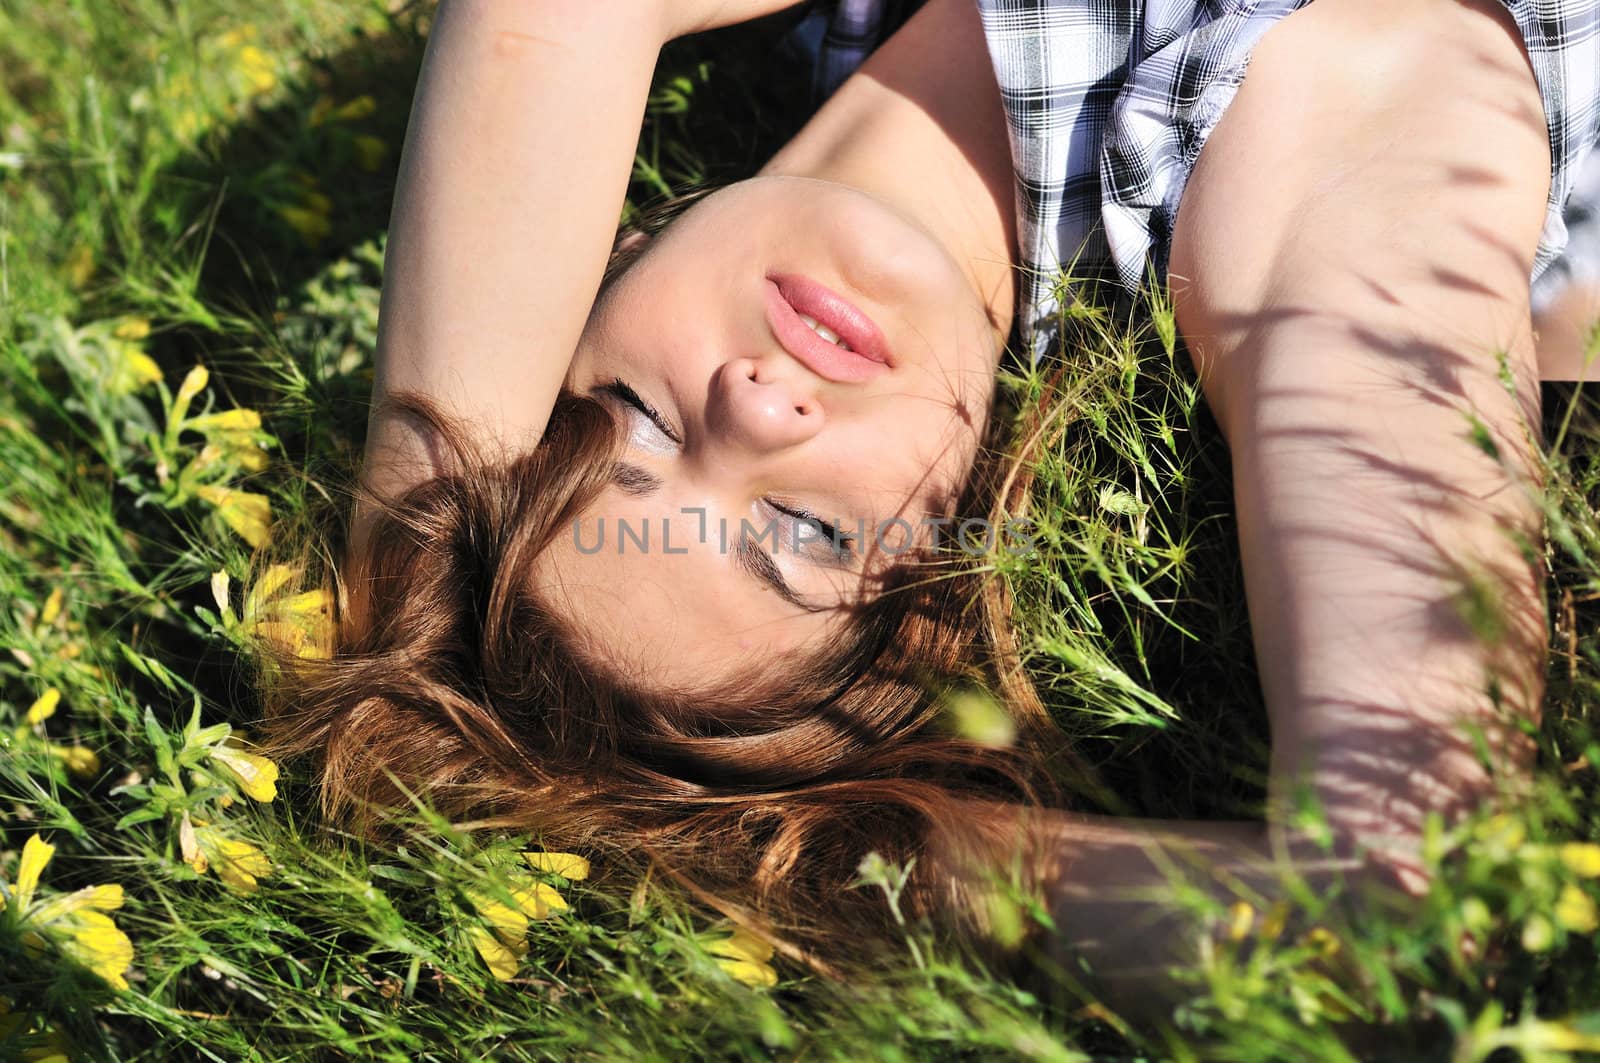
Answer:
[[257, 0, 1598, 1000]]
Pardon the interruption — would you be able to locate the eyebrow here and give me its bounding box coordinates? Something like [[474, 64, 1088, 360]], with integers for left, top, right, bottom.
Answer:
[[608, 461, 824, 612], [611, 461, 664, 497], [735, 535, 826, 613]]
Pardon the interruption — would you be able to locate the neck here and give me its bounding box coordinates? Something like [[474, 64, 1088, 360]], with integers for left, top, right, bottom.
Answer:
[[758, 0, 1018, 352]]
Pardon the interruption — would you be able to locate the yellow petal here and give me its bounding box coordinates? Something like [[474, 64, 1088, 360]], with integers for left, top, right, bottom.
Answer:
[[206, 835, 272, 893], [252, 620, 307, 656], [125, 350, 164, 389], [1560, 843, 1600, 879], [83, 883, 123, 912], [14, 835, 55, 914], [522, 851, 590, 881], [1226, 901, 1255, 943], [332, 95, 376, 122], [48, 744, 100, 780], [704, 928, 774, 965], [1555, 883, 1599, 934], [244, 563, 300, 618], [29, 881, 121, 926], [175, 365, 210, 407], [25, 689, 60, 726], [509, 881, 567, 919], [228, 442, 270, 473], [716, 958, 777, 988], [113, 318, 151, 340], [272, 588, 333, 619], [463, 887, 529, 942], [196, 486, 273, 549], [186, 408, 262, 433], [277, 206, 331, 246], [65, 243, 95, 288], [39, 588, 64, 627], [58, 910, 133, 990], [211, 745, 279, 803], [466, 925, 525, 982]]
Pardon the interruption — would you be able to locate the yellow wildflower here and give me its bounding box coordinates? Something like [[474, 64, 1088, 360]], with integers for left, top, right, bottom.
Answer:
[[704, 928, 778, 988], [1481, 813, 1527, 861], [112, 348, 163, 396], [1536, 1023, 1600, 1053], [242, 564, 334, 659], [217, 25, 257, 50], [465, 924, 525, 982], [48, 743, 100, 780], [352, 134, 389, 173], [65, 243, 95, 288], [1, 834, 134, 990], [39, 587, 64, 627], [463, 871, 570, 982], [1258, 901, 1290, 943], [113, 318, 151, 341], [25, 688, 60, 726], [1300, 926, 1341, 959], [175, 365, 210, 408], [209, 739, 279, 803], [1523, 913, 1556, 953], [1225, 900, 1254, 943], [179, 813, 273, 893], [1555, 883, 1599, 934], [186, 408, 261, 433], [236, 45, 276, 95], [278, 205, 331, 247], [196, 485, 273, 549], [174, 109, 205, 140], [243, 562, 297, 612], [331, 95, 376, 123], [522, 851, 590, 880], [1560, 842, 1600, 879]]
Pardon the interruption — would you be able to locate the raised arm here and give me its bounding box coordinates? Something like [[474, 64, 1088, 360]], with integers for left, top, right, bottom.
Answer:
[[355, 0, 804, 554]]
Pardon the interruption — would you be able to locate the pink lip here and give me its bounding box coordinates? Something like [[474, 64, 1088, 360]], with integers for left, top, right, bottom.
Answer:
[[763, 273, 893, 384]]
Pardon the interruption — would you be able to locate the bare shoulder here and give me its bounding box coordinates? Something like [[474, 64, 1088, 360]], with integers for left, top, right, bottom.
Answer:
[[1167, 0, 1550, 411]]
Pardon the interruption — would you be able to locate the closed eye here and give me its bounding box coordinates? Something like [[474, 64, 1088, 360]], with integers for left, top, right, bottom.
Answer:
[[765, 497, 856, 562], [599, 378, 682, 445]]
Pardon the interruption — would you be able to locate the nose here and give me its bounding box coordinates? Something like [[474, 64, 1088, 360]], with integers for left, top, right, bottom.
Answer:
[[707, 355, 825, 453]]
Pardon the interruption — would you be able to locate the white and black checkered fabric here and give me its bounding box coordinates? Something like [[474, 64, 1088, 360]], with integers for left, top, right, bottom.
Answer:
[[975, 0, 1600, 360]]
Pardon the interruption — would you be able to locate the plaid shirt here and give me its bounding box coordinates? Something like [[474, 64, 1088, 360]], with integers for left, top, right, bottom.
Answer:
[[809, 0, 1600, 361]]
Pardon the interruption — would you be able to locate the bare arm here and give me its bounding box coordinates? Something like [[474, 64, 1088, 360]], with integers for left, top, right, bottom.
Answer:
[[1168, 0, 1548, 885]]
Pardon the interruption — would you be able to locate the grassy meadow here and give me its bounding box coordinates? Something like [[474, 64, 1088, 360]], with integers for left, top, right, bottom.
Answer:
[[6, 1, 1600, 1059]]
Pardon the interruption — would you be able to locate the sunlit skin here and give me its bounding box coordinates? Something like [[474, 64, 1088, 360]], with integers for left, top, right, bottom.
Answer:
[[363, 0, 1571, 1011], [538, 176, 1006, 687], [523, 1, 1019, 689]]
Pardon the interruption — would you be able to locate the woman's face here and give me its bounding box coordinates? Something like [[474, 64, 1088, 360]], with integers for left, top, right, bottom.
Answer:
[[536, 175, 1004, 690]]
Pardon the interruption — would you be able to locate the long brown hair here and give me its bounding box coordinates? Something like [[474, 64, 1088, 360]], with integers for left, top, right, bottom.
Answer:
[[253, 202, 1076, 963]]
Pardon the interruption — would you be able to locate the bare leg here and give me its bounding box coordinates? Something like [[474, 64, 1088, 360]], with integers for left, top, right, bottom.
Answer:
[[1167, 0, 1550, 888]]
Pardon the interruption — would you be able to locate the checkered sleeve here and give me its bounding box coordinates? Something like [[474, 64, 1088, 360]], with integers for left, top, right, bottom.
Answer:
[[979, 0, 1600, 363]]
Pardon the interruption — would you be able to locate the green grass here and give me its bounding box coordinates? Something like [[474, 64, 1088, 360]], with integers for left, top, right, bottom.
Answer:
[[5, 2, 1600, 1059]]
